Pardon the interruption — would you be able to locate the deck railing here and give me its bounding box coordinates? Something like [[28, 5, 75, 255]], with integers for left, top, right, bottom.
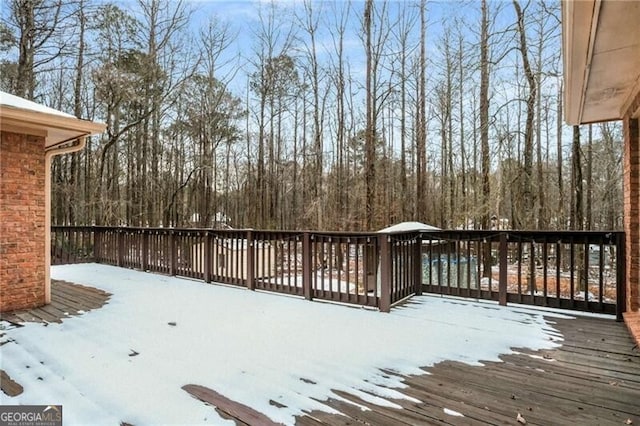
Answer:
[[51, 226, 625, 318]]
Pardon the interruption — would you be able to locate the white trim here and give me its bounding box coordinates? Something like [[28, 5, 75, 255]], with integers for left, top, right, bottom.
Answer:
[[0, 91, 105, 146], [579, 0, 602, 124]]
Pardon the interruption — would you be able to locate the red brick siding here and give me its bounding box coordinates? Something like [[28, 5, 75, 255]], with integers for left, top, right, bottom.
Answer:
[[0, 131, 46, 312], [623, 116, 640, 312]]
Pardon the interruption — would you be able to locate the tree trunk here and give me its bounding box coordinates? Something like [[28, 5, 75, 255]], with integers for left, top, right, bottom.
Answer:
[[571, 125, 583, 230], [513, 0, 537, 229], [415, 0, 427, 222], [480, 0, 491, 277], [364, 0, 375, 230]]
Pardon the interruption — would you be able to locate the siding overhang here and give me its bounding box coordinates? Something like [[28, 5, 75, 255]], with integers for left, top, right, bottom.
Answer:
[[562, 0, 640, 124], [0, 91, 105, 147]]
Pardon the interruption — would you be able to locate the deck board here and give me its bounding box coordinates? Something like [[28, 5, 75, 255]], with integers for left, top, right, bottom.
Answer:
[[0, 280, 110, 325], [0, 370, 23, 397]]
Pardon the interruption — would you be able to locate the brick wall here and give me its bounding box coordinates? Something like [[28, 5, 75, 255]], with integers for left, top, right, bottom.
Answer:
[[0, 131, 46, 312], [623, 116, 640, 312]]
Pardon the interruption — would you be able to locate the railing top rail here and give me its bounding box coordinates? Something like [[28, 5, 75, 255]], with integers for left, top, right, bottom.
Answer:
[[51, 225, 624, 241], [412, 229, 623, 241], [51, 226, 386, 238]]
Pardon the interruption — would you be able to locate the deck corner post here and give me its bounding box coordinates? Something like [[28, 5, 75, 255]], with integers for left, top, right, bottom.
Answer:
[[499, 232, 508, 306], [379, 233, 391, 313], [247, 230, 255, 291], [302, 232, 313, 300], [414, 234, 423, 296]]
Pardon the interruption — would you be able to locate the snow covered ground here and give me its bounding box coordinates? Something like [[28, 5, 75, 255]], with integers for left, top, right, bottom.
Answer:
[[0, 264, 570, 425]]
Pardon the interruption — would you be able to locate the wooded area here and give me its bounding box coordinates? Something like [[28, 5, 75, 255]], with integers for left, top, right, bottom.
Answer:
[[0, 0, 623, 231]]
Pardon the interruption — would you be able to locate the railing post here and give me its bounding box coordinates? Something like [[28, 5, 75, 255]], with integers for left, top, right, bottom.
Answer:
[[169, 230, 177, 276], [414, 234, 423, 296], [204, 231, 211, 283], [616, 232, 626, 322], [93, 227, 100, 262], [64, 227, 70, 264], [499, 232, 508, 306], [379, 234, 391, 313], [246, 230, 255, 290], [141, 229, 148, 271], [50, 227, 57, 264], [117, 229, 124, 267], [302, 232, 313, 300]]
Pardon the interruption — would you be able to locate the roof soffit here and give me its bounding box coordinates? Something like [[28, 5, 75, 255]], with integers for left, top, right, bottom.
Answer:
[[563, 0, 640, 124]]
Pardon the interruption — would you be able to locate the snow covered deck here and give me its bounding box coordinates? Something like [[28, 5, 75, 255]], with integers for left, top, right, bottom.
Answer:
[[0, 264, 638, 425]]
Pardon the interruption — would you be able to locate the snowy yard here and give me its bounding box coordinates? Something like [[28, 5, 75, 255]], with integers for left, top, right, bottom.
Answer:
[[0, 264, 570, 425]]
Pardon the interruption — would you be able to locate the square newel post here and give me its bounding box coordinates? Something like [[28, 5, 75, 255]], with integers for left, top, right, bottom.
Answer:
[[246, 230, 255, 290], [414, 234, 423, 296], [141, 229, 148, 272], [498, 232, 508, 306], [379, 233, 391, 313], [117, 228, 124, 267], [93, 227, 100, 262], [302, 232, 313, 301], [204, 230, 211, 283], [169, 230, 177, 276]]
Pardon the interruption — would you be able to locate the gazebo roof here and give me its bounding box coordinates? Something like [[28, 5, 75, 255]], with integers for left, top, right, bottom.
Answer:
[[562, 0, 640, 124], [0, 91, 105, 147]]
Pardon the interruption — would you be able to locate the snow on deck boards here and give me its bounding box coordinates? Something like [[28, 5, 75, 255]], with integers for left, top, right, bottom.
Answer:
[[183, 384, 284, 426], [0, 280, 110, 325], [0, 264, 638, 425], [298, 317, 640, 426], [0, 370, 23, 397]]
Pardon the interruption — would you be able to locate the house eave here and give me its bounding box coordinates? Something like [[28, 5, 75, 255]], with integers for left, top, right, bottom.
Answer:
[[0, 104, 105, 147], [562, 0, 640, 125]]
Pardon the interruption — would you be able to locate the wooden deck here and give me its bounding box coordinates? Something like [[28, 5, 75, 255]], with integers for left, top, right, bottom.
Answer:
[[1, 279, 638, 424], [0, 280, 111, 397], [183, 315, 640, 425], [0, 279, 110, 325], [290, 316, 640, 426]]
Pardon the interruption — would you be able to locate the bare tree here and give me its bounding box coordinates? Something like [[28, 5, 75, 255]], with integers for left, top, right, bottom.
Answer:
[[249, 2, 295, 228], [415, 0, 428, 223], [326, 0, 352, 229], [570, 125, 583, 230], [391, 1, 417, 220], [479, 0, 492, 275], [513, 0, 536, 229], [556, 78, 564, 227], [8, 0, 69, 99], [479, 0, 490, 231], [586, 124, 593, 230], [297, 0, 325, 228]]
